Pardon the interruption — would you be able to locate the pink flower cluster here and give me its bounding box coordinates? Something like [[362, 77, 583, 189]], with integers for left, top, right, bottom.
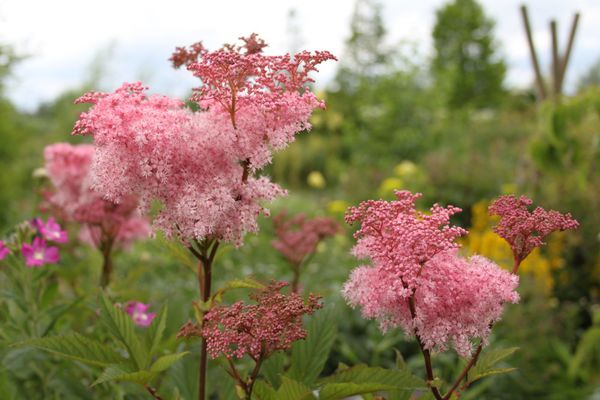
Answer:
[[125, 301, 156, 327], [202, 281, 321, 360], [272, 212, 340, 265], [342, 191, 519, 357], [43, 143, 150, 248], [488, 195, 579, 264], [72, 36, 335, 245]]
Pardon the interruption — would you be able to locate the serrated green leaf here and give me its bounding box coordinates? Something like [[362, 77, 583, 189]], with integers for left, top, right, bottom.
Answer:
[[469, 347, 519, 383], [275, 377, 316, 400], [261, 351, 286, 389], [146, 303, 168, 356], [14, 333, 126, 367], [287, 308, 337, 386], [252, 380, 277, 400], [319, 382, 397, 400], [394, 348, 406, 370], [318, 365, 425, 389], [92, 365, 157, 386], [150, 352, 189, 372], [98, 294, 148, 369], [157, 236, 198, 274]]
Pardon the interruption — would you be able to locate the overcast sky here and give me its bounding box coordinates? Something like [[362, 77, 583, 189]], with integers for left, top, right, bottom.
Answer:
[[1, 0, 599, 111]]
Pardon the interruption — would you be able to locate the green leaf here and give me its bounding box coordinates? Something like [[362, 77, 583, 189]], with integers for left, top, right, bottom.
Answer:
[[319, 382, 397, 400], [252, 380, 277, 400], [98, 294, 148, 369], [146, 303, 168, 356], [260, 351, 286, 389], [319, 364, 424, 387], [157, 236, 198, 274], [287, 308, 337, 386], [92, 365, 157, 386], [275, 377, 316, 400], [468, 347, 519, 383], [14, 333, 126, 367], [150, 352, 189, 372]]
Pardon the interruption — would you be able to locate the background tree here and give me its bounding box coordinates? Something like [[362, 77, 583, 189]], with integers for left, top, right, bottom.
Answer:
[[432, 0, 506, 109]]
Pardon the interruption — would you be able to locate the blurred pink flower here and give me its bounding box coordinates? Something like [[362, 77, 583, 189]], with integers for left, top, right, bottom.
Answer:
[[272, 212, 340, 265], [0, 240, 10, 260], [125, 302, 156, 327], [202, 281, 321, 360], [488, 195, 579, 265], [43, 143, 150, 249], [33, 217, 68, 243], [21, 237, 60, 267]]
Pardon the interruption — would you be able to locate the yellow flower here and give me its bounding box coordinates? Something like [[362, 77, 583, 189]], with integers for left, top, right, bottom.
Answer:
[[378, 177, 403, 197], [327, 200, 349, 215], [307, 171, 326, 189]]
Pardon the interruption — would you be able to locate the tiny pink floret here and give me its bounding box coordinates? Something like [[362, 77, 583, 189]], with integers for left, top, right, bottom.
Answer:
[[34, 217, 68, 243]]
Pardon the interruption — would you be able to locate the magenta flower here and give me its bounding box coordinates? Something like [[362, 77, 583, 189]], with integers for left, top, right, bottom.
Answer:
[[34, 217, 68, 243], [488, 195, 579, 266], [21, 237, 60, 267], [125, 302, 156, 327], [0, 240, 10, 260]]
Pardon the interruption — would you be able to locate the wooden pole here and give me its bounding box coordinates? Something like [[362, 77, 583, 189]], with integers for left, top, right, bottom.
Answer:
[[520, 5, 547, 100], [550, 20, 560, 97], [558, 13, 580, 94]]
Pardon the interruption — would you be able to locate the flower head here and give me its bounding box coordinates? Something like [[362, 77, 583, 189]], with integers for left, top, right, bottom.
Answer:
[[343, 251, 519, 357], [72, 36, 335, 246], [488, 195, 579, 264], [0, 240, 10, 260], [202, 281, 322, 360], [345, 190, 467, 291], [21, 237, 60, 267], [125, 302, 156, 327], [272, 212, 340, 265], [33, 217, 68, 243]]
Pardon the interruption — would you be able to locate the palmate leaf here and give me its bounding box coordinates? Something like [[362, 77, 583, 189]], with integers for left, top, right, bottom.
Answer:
[[98, 294, 148, 369], [287, 308, 337, 386], [15, 333, 126, 367], [468, 347, 519, 383], [275, 377, 316, 400]]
